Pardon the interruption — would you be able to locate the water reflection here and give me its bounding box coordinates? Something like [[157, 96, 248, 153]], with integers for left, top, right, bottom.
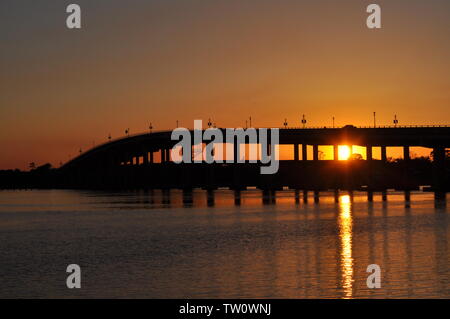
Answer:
[[338, 194, 354, 299], [206, 190, 215, 207], [0, 189, 448, 298]]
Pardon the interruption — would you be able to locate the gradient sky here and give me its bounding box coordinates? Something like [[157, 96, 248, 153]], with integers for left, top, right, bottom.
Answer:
[[0, 0, 449, 169]]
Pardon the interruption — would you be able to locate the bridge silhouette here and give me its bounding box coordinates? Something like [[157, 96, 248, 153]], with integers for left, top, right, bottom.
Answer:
[[59, 126, 450, 193]]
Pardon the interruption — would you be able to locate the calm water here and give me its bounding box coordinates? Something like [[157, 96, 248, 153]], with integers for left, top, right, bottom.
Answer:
[[0, 189, 448, 299]]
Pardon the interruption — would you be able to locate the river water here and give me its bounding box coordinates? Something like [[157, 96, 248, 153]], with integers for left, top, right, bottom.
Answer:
[[0, 189, 448, 298]]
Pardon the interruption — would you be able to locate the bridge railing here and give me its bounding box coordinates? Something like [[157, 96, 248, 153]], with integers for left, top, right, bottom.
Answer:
[[280, 125, 450, 129]]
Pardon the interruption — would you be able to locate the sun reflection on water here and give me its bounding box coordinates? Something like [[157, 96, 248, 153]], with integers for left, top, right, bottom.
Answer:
[[338, 194, 354, 298]]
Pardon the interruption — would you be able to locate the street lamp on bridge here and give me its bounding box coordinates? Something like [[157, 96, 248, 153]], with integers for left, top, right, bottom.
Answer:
[[301, 115, 307, 128]]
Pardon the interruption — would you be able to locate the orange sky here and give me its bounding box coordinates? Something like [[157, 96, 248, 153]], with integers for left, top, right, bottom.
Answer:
[[0, 0, 449, 170]]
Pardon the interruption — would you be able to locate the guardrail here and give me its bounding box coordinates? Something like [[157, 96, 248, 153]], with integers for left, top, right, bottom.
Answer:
[[281, 125, 450, 129]]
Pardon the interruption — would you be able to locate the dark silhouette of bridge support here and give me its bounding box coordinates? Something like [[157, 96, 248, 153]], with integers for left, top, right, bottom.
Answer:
[[405, 190, 411, 208], [313, 145, 319, 161], [314, 190, 320, 203], [182, 189, 193, 206], [334, 189, 339, 203], [368, 191, 374, 202], [367, 146, 372, 161], [381, 146, 387, 162], [149, 151, 154, 164], [295, 189, 300, 204], [294, 144, 299, 161], [404, 146, 410, 161], [207, 189, 215, 207], [433, 147, 447, 192], [234, 190, 241, 206], [302, 144, 307, 162], [159, 148, 166, 164], [143, 152, 149, 165]]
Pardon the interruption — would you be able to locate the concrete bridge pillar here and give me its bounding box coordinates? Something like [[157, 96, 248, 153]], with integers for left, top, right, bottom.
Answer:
[[143, 152, 149, 165], [165, 148, 171, 163], [333, 145, 339, 161], [295, 189, 300, 204], [234, 190, 241, 206], [234, 140, 239, 163], [366, 146, 374, 190], [206, 190, 215, 207], [433, 147, 446, 191], [313, 145, 319, 161], [303, 190, 308, 203], [367, 146, 373, 161], [149, 151, 154, 164], [161, 149, 166, 163], [314, 190, 320, 203], [294, 144, 299, 161], [403, 146, 410, 161], [302, 144, 307, 161], [381, 146, 387, 162], [367, 191, 373, 202]]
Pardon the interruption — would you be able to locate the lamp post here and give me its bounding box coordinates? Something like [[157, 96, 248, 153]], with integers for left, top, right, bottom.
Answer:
[[301, 115, 307, 128], [283, 119, 288, 129], [373, 112, 376, 128], [149, 123, 153, 133], [332, 117, 335, 128], [393, 115, 398, 127]]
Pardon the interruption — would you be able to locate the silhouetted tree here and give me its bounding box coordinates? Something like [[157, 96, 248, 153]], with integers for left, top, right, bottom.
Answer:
[[350, 153, 363, 161], [430, 149, 450, 161]]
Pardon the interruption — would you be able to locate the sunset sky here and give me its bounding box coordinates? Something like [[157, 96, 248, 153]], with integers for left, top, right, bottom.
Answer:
[[1, 0, 449, 170]]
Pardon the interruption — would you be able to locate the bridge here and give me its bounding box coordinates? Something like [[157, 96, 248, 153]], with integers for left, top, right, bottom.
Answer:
[[59, 126, 450, 192]]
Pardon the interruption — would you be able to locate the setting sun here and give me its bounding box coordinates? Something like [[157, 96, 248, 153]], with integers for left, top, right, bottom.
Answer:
[[338, 146, 351, 160]]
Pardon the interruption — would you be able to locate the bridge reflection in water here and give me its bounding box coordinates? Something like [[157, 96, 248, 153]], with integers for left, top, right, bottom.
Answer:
[[0, 189, 448, 298]]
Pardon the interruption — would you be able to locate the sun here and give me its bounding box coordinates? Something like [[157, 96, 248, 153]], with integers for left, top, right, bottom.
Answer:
[[338, 145, 351, 160]]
